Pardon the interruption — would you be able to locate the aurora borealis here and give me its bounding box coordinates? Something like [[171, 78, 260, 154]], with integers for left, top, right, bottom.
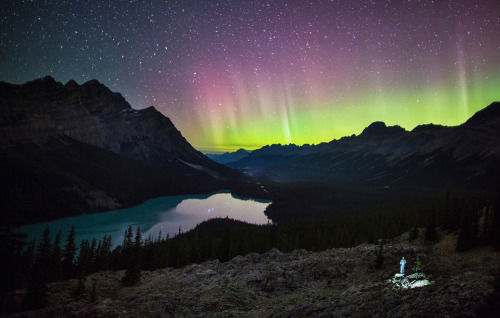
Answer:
[[2, 1, 500, 152]]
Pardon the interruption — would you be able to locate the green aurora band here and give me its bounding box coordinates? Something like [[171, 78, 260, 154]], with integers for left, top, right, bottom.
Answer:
[[192, 74, 500, 153]]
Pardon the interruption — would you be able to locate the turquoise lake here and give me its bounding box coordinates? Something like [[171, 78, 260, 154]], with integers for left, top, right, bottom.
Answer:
[[17, 191, 271, 247]]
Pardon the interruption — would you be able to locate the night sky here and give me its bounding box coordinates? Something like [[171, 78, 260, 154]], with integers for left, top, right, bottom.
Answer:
[[2, 1, 500, 152]]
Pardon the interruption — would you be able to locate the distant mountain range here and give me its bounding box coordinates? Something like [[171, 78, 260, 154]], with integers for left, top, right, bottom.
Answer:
[[0, 77, 247, 225], [226, 102, 500, 190], [206, 148, 251, 164]]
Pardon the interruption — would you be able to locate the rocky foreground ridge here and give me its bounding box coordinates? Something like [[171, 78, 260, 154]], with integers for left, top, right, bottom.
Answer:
[[7, 234, 500, 317]]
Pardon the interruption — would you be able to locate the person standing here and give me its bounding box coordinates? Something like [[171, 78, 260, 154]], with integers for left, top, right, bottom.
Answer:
[[400, 257, 406, 274]]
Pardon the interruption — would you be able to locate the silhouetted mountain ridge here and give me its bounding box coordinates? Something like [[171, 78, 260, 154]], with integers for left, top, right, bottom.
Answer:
[[206, 148, 251, 164], [229, 102, 500, 190], [359, 121, 406, 140], [1, 76, 239, 177], [464, 101, 500, 126]]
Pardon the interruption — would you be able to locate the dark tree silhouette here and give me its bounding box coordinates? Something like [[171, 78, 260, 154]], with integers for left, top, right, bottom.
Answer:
[[51, 230, 63, 281], [0, 226, 28, 295], [62, 225, 77, 278], [122, 227, 142, 286], [23, 227, 51, 310]]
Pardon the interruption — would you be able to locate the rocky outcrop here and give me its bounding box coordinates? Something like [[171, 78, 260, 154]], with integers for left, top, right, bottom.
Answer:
[[6, 238, 500, 317]]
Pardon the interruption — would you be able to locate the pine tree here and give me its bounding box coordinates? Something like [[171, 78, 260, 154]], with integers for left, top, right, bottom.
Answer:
[[95, 234, 112, 271], [76, 239, 90, 274], [24, 227, 51, 310], [122, 227, 142, 286], [51, 230, 63, 281], [23, 239, 36, 270], [88, 238, 97, 273], [103, 235, 112, 267], [74, 237, 97, 275], [34, 226, 52, 282], [95, 240, 102, 271], [156, 230, 163, 243], [62, 225, 77, 278], [413, 256, 422, 273], [120, 226, 134, 267], [0, 226, 28, 293], [134, 226, 142, 248]]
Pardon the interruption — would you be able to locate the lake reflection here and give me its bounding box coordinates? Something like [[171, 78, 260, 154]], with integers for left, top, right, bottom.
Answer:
[[17, 191, 271, 247]]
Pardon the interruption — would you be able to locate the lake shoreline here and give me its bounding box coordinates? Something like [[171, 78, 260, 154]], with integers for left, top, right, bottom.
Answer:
[[16, 191, 271, 248]]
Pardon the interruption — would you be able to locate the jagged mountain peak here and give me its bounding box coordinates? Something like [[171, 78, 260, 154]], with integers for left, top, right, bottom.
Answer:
[[359, 121, 407, 139], [38, 75, 58, 83], [31, 75, 58, 84], [25, 75, 60, 88], [365, 121, 387, 130], [82, 78, 108, 90], [235, 148, 251, 153], [17, 75, 64, 96], [64, 79, 79, 89]]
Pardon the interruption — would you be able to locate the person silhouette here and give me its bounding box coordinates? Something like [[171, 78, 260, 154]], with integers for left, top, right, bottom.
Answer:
[[400, 257, 406, 274]]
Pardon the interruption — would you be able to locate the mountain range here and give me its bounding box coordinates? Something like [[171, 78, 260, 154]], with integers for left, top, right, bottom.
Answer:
[[0, 77, 247, 225], [1, 76, 498, 225], [224, 102, 500, 190]]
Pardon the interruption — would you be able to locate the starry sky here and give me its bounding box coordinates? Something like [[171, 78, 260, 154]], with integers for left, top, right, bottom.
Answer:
[[2, 1, 500, 152]]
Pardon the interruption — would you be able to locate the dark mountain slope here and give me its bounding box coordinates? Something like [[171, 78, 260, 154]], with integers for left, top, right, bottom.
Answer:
[[0, 77, 250, 225], [0, 76, 239, 179], [0, 137, 228, 226]]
